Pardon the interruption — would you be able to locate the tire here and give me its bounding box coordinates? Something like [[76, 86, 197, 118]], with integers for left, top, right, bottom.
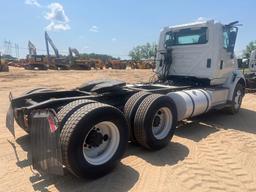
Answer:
[[226, 83, 245, 114], [124, 91, 151, 143], [60, 102, 129, 178], [57, 99, 96, 128], [134, 94, 177, 150]]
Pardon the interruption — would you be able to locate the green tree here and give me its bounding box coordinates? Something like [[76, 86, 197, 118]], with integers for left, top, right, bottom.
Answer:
[[129, 43, 157, 61], [243, 41, 256, 58]]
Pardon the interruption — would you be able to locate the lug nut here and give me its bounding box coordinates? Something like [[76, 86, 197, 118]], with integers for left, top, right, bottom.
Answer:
[[103, 134, 109, 141]]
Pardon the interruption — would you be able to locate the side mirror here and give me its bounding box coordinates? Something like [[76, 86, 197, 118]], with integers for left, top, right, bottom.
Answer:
[[237, 59, 243, 68]]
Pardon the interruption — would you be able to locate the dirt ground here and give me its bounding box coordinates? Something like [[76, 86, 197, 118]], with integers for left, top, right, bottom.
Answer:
[[0, 67, 256, 192]]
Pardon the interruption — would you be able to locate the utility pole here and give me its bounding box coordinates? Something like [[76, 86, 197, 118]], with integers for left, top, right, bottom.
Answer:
[[15, 44, 19, 58], [4, 40, 12, 56]]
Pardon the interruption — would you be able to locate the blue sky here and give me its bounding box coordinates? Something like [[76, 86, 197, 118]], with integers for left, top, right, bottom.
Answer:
[[0, 0, 255, 58]]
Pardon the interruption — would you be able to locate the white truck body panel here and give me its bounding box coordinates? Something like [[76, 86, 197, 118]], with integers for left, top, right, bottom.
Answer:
[[249, 50, 256, 72], [156, 20, 237, 85]]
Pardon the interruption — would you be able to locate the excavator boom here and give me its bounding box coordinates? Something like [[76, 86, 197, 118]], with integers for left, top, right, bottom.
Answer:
[[45, 32, 59, 58]]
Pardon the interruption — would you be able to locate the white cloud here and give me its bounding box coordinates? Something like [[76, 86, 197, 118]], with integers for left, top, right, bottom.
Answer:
[[89, 26, 99, 32], [45, 3, 70, 31], [25, 0, 41, 7], [46, 22, 70, 31], [196, 17, 208, 22], [112, 38, 117, 42], [81, 46, 89, 52]]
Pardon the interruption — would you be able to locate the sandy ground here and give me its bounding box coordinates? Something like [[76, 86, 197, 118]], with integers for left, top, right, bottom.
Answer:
[[0, 67, 256, 192]]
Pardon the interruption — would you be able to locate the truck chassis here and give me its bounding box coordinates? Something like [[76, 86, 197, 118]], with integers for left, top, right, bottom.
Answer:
[[6, 78, 244, 178]]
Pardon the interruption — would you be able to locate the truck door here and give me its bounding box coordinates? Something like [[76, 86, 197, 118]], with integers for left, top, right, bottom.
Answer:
[[219, 25, 238, 78]]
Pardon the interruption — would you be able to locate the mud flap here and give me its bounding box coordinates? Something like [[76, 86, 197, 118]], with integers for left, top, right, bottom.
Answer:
[[6, 92, 15, 137], [6, 104, 15, 137], [30, 109, 64, 175]]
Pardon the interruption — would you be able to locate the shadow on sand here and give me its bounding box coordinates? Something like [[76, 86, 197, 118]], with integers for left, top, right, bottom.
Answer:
[[175, 108, 256, 142], [10, 133, 189, 192]]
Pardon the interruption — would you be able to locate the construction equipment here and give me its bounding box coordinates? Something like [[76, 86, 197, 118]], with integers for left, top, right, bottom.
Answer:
[[45, 32, 69, 70], [89, 58, 104, 69], [24, 55, 48, 70], [24, 41, 48, 70], [28, 41, 37, 55], [68, 47, 91, 70], [0, 53, 9, 72], [6, 20, 246, 179], [105, 59, 127, 69], [56, 47, 104, 70], [130, 59, 155, 69]]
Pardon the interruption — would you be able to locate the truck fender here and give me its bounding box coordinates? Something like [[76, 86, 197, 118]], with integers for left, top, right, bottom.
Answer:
[[223, 70, 246, 101]]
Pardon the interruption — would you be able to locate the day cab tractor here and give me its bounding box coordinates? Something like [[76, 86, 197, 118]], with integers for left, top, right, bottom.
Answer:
[[6, 20, 246, 178], [244, 50, 256, 90]]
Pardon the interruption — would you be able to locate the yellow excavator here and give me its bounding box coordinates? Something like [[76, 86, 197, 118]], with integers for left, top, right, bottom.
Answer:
[[129, 59, 155, 69], [68, 47, 91, 70], [45, 32, 69, 70], [105, 59, 127, 69], [24, 41, 48, 70]]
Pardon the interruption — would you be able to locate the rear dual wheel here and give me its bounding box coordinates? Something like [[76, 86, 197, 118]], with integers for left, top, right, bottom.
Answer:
[[59, 102, 128, 178], [124, 91, 151, 143], [124, 92, 177, 150]]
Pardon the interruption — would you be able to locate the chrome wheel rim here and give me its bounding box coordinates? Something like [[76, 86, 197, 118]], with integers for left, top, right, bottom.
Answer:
[[152, 107, 173, 140], [82, 121, 120, 165]]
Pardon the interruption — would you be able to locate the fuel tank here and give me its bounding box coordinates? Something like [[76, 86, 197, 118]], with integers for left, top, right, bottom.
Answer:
[[167, 89, 212, 121]]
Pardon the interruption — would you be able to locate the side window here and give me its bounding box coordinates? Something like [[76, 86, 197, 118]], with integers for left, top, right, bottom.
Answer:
[[223, 27, 238, 53], [223, 31, 229, 49]]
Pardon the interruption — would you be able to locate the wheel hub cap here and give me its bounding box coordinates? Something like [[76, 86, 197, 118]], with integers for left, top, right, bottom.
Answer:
[[82, 121, 120, 165], [152, 107, 173, 140], [85, 129, 104, 147], [153, 116, 161, 127]]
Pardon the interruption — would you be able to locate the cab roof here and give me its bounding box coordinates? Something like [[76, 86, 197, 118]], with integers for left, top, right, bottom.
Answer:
[[163, 20, 219, 32]]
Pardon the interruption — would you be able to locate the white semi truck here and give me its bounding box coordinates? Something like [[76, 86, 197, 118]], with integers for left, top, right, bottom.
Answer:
[[249, 50, 256, 72], [6, 20, 245, 178], [243, 50, 256, 90]]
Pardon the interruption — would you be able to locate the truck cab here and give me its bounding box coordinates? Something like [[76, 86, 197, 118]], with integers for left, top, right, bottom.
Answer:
[[156, 20, 239, 85]]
